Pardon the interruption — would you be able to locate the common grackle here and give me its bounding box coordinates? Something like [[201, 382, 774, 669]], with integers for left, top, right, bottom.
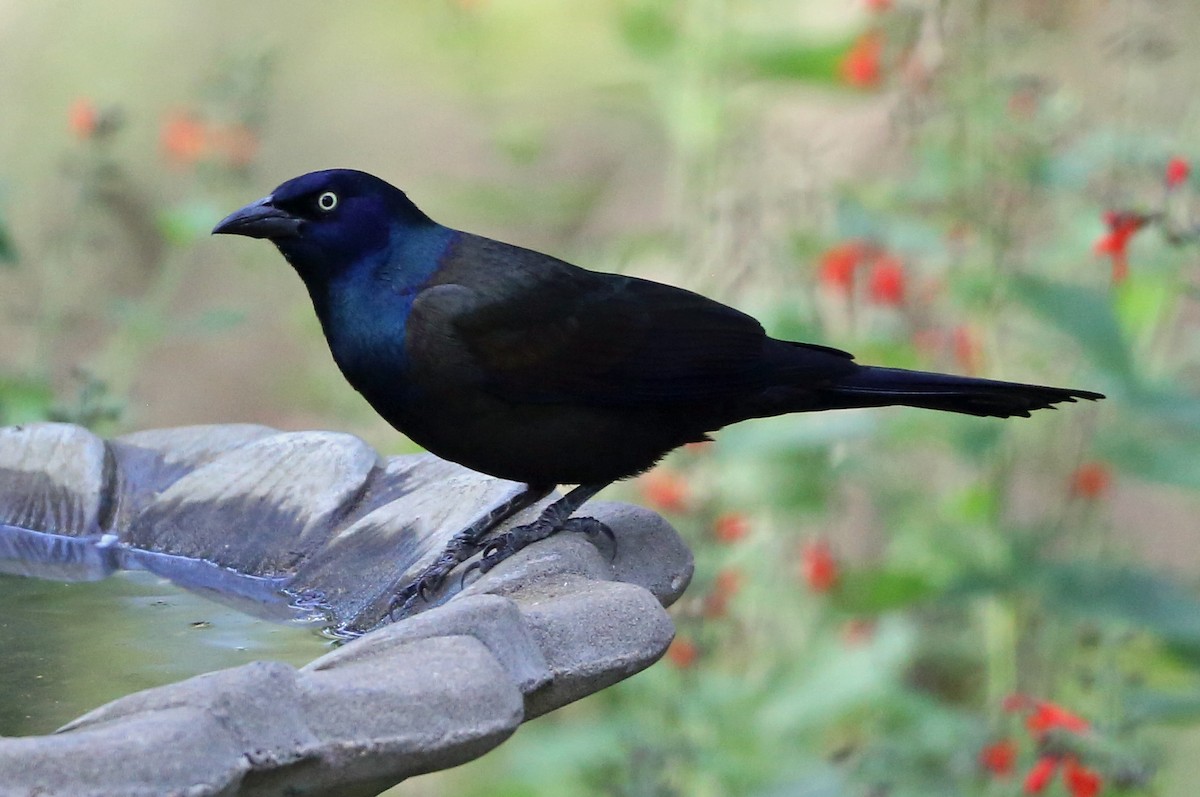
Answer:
[[214, 169, 1104, 615]]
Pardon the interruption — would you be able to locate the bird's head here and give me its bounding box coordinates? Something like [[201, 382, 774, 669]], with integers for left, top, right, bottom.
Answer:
[[212, 169, 433, 278]]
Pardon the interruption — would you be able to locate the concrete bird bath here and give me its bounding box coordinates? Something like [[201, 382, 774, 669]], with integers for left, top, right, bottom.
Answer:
[[0, 423, 692, 796]]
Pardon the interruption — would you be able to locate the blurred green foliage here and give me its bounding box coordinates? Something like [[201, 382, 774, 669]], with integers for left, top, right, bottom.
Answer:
[[4, 1, 1200, 795], [0, 219, 15, 265], [429, 3, 1200, 796]]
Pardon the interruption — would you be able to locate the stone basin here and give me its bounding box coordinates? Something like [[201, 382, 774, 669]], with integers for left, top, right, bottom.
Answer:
[[0, 423, 693, 796]]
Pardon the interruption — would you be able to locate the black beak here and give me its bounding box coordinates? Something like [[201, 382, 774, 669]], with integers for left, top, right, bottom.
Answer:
[[212, 196, 302, 239]]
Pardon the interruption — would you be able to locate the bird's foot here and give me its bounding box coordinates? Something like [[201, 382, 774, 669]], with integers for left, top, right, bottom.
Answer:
[[386, 542, 472, 619], [384, 483, 609, 622], [384, 485, 554, 621], [460, 514, 614, 584]]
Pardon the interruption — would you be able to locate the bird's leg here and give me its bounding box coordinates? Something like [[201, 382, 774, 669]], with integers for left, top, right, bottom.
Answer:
[[462, 482, 613, 580], [387, 483, 552, 618]]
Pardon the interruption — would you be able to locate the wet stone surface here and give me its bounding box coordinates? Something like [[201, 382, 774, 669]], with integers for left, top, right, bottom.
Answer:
[[0, 423, 692, 796]]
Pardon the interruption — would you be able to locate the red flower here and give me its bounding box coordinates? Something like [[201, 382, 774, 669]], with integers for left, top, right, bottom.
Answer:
[[866, 0, 892, 11], [800, 539, 839, 593], [1094, 210, 1150, 284], [1025, 701, 1090, 740], [1016, 751, 1103, 796], [713, 512, 750, 544], [1003, 695, 1090, 742], [68, 98, 98, 140], [639, 469, 691, 513], [161, 111, 208, 167], [1063, 757, 1103, 797], [996, 697, 1103, 794], [840, 31, 883, 89], [1166, 157, 1190, 189], [665, 636, 699, 669], [979, 738, 1017, 778], [1070, 462, 1112, 500], [818, 241, 866, 295], [1024, 755, 1060, 793], [867, 255, 906, 305]]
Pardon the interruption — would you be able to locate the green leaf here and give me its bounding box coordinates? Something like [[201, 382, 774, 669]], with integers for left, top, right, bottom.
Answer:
[[0, 375, 54, 424], [1010, 274, 1136, 384], [617, 3, 677, 60], [759, 617, 915, 734], [1098, 423, 1200, 489], [1114, 275, 1175, 344], [732, 36, 850, 83], [946, 416, 1007, 460], [1124, 689, 1200, 725], [1131, 389, 1200, 430], [940, 483, 998, 524], [832, 569, 936, 614], [1036, 562, 1200, 651], [0, 220, 16, 265]]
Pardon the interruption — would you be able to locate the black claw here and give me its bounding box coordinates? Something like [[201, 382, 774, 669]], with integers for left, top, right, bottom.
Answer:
[[386, 585, 419, 622], [565, 516, 617, 559], [387, 565, 453, 620], [459, 558, 485, 589]]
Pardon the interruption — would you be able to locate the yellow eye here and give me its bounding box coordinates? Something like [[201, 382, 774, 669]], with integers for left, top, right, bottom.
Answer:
[[317, 191, 338, 212]]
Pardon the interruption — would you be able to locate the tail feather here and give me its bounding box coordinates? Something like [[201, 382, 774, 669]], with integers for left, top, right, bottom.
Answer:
[[824, 366, 1105, 419]]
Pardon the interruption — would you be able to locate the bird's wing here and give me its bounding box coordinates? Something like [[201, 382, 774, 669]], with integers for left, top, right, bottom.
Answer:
[[409, 234, 844, 407]]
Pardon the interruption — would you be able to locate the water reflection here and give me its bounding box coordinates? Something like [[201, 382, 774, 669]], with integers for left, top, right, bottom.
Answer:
[[0, 571, 330, 736]]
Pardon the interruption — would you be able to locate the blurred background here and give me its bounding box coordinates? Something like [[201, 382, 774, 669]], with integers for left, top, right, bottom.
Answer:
[[2, 0, 1200, 794]]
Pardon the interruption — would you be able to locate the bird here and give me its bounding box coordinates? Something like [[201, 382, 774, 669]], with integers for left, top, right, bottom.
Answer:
[[213, 169, 1104, 615]]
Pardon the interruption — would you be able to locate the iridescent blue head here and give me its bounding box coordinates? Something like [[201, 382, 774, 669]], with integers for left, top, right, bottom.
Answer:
[[212, 169, 434, 280]]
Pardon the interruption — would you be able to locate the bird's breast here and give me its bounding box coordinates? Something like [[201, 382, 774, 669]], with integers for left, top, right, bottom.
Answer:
[[319, 289, 417, 404]]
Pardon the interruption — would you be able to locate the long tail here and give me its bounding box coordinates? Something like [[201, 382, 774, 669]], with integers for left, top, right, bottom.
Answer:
[[821, 366, 1105, 419]]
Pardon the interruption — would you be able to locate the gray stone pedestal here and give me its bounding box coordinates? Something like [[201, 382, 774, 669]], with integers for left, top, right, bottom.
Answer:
[[0, 423, 693, 796]]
